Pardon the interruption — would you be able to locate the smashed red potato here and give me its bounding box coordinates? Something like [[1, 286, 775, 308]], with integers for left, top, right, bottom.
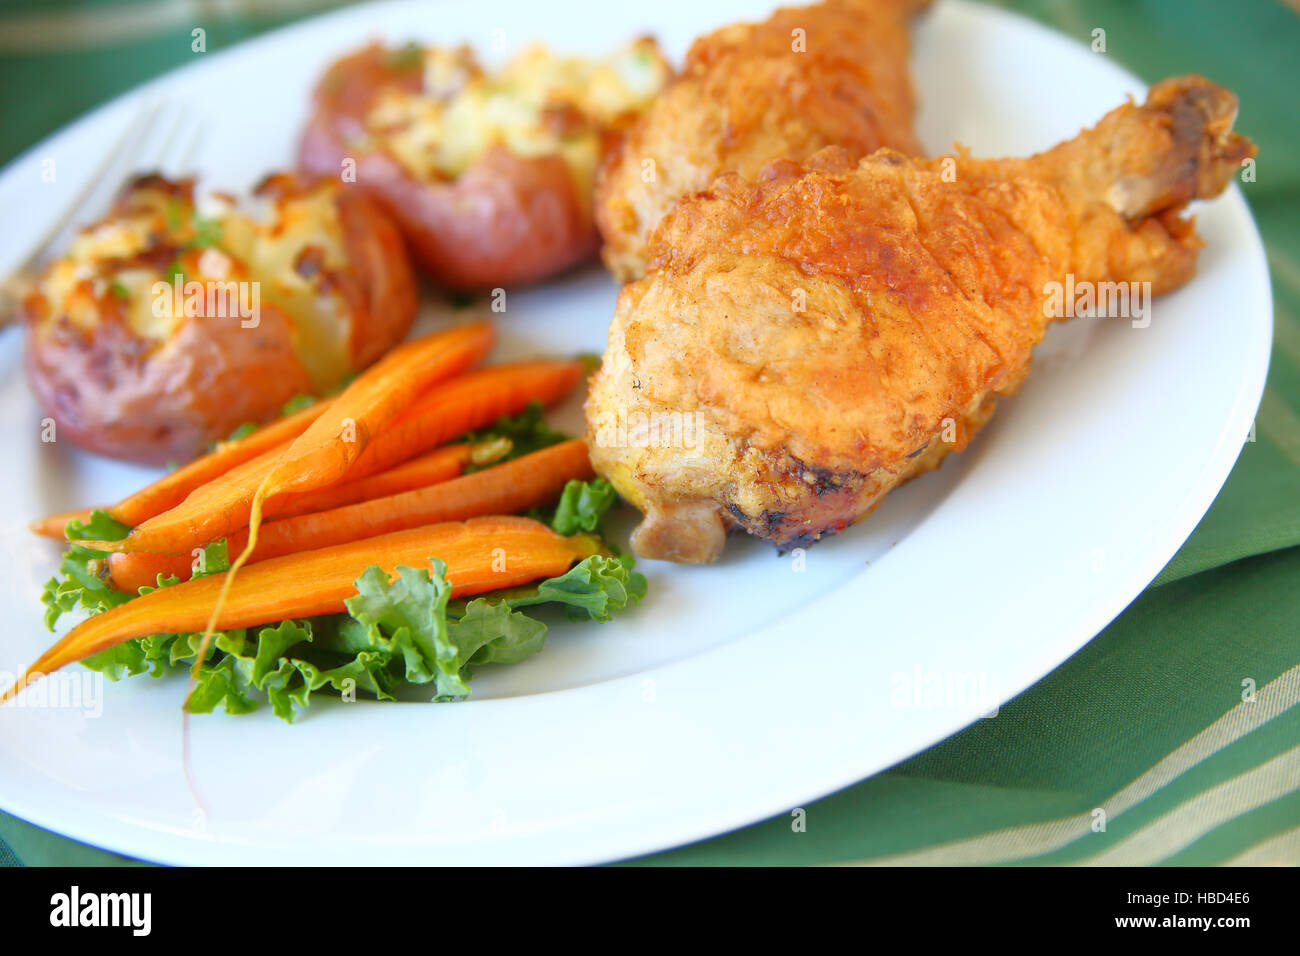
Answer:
[[299, 39, 671, 290], [23, 173, 417, 465]]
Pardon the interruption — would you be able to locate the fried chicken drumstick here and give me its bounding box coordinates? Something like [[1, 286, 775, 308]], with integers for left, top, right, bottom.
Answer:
[[596, 0, 931, 281], [586, 76, 1255, 563]]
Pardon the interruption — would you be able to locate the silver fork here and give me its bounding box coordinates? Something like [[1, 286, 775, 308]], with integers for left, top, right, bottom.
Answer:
[[0, 98, 206, 326]]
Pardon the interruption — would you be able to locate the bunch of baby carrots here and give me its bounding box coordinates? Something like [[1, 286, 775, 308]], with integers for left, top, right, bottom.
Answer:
[[5, 321, 600, 704]]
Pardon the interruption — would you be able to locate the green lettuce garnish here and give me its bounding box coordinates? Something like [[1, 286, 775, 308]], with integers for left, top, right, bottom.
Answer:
[[77, 553, 643, 722], [66, 509, 131, 542], [40, 510, 132, 629], [38, 393, 641, 723], [190, 539, 230, 579], [464, 401, 570, 469], [550, 478, 617, 535]]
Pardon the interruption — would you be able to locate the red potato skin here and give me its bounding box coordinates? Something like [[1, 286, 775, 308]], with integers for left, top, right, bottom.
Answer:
[[23, 175, 419, 466], [298, 44, 598, 290], [333, 186, 420, 367], [25, 305, 314, 466]]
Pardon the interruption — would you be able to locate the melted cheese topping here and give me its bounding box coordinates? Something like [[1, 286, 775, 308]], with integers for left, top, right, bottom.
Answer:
[[367, 39, 670, 194], [222, 189, 352, 390], [40, 196, 176, 339], [32, 181, 355, 392]]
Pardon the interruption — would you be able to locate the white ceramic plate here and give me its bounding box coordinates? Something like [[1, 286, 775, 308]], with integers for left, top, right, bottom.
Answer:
[[0, 0, 1270, 865]]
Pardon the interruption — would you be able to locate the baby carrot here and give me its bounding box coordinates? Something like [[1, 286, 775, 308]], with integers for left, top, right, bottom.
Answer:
[[88, 324, 496, 555], [93, 357, 582, 556], [2, 516, 597, 704], [349, 359, 585, 476], [190, 322, 495, 686], [28, 401, 327, 539], [263, 321, 495, 498], [29, 508, 97, 540], [271, 443, 473, 519], [116, 400, 328, 526], [107, 439, 595, 593], [106, 443, 479, 589]]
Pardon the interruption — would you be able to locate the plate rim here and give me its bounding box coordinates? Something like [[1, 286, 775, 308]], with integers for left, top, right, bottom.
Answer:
[[0, 0, 1274, 865]]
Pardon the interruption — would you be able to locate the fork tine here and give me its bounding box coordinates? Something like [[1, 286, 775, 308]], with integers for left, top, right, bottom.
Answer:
[[155, 108, 206, 182], [135, 101, 189, 176], [40, 101, 208, 262], [3, 97, 218, 328], [0, 95, 168, 325], [26, 96, 163, 259], [171, 115, 206, 180]]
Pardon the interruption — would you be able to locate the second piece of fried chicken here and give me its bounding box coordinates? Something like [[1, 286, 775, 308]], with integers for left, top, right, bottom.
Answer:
[[586, 76, 1255, 563], [596, 0, 931, 282]]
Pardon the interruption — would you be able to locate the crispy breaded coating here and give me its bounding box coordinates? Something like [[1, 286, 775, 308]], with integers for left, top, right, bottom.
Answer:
[[586, 76, 1254, 562], [596, 0, 930, 281]]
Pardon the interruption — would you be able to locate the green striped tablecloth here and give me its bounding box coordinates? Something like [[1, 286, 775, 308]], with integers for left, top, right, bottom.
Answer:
[[1, 0, 1297, 867]]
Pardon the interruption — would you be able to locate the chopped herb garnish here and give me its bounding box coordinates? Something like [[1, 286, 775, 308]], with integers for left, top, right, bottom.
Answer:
[[463, 401, 570, 470], [382, 42, 424, 72], [280, 393, 318, 416], [187, 216, 223, 250]]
